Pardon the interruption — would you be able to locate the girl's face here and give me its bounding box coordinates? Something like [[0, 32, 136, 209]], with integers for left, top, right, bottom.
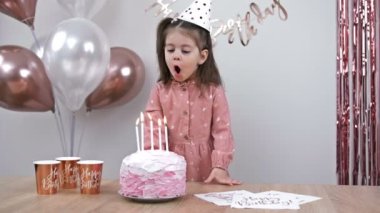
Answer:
[[164, 29, 208, 82]]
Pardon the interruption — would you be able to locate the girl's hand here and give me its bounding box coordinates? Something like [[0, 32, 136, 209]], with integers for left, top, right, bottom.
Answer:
[[204, 167, 241, 186]]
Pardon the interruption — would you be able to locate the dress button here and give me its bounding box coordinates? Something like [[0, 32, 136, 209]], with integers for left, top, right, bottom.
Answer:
[[182, 87, 186, 92], [183, 111, 188, 115], [184, 135, 189, 140]]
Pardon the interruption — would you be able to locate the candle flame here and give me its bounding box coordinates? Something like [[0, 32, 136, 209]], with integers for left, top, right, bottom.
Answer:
[[164, 116, 167, 124], [140, 112, 144, 121], [158, 118, 161, 126], [147, 113, 152, 120], [136, 118, 140, 125]]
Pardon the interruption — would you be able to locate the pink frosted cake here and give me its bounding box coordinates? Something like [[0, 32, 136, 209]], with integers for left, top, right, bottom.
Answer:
[[119, 150, 186, 199]]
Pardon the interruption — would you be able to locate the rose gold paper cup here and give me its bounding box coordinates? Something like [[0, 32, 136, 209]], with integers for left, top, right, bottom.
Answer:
[[33, 160, 60, 195], [56, 157, 80, 189], [77, 160, 103, 194]]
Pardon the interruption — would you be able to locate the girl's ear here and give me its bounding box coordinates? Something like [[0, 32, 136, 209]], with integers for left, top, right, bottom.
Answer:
[[198, 49, 209, 65]]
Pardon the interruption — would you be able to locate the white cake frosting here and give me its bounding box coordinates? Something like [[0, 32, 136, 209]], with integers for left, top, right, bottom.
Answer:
[[119, 150, 186, 199]]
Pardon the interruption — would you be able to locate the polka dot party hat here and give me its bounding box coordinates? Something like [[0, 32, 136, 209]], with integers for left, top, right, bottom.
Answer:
[[178, 0, 212, 31]]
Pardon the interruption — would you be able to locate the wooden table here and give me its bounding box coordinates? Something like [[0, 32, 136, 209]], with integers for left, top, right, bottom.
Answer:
[[0, 177, 379, 212]]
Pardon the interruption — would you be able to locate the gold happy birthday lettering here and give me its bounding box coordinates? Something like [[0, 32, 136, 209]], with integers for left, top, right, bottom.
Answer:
[[146, 0, 288, 46], [250, 0, 288, 23], [145, 0, 179, 18], [81, 168, 102, 189], [63, 163, 79, 184], [42, 167, 59, 190], [211, 0, 288, 46]]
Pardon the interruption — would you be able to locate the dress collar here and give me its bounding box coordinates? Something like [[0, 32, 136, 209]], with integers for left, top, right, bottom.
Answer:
[[171, 79, 196, 87]]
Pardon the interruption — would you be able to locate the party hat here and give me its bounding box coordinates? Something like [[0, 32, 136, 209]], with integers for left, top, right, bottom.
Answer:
[[178, 0, 212, 31]]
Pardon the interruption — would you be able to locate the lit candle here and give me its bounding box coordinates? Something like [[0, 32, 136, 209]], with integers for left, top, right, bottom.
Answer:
[[158, 119, 162, 150], [135, 118, 140, 152], [164, 116, 168, 152], [147, 113, 154, 150], [140, 112, 144, 151]]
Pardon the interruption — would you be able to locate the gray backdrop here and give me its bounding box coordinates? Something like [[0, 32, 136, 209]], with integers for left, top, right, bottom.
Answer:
[[0, 0, 336, 184]]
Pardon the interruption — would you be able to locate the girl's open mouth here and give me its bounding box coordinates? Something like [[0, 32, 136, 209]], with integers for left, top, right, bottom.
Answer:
[[174, 65, 181, 74]]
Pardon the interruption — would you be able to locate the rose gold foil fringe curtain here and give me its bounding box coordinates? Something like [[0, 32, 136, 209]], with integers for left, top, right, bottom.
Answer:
[[336, 0, 380, 185]]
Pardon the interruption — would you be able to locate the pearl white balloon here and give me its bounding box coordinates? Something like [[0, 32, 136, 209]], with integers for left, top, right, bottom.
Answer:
[[57, 0, 107, 19], [42, 17, 110, 111]]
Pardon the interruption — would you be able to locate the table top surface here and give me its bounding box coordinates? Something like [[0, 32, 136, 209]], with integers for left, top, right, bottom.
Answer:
[[0, 177, 379, 213]]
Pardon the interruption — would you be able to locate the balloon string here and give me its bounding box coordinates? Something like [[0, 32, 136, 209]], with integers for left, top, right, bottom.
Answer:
[[76, 111, 90, 156], [30, 28, 41, 50], [53, 113, 65, 154], [70, 112, 76, 156], [54, 101, 67, 156]]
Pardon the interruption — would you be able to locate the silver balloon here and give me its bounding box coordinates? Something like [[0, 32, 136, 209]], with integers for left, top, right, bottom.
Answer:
[[57, 0, 107, 19], [42, 17, 110, 111]]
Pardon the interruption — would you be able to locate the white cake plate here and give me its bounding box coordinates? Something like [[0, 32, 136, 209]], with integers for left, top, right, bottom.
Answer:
[[119, 190, 182, 203]]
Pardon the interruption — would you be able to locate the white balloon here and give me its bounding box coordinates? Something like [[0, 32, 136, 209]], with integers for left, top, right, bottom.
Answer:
[[43, 17, 110, 111], [57, 0, 107, 19]]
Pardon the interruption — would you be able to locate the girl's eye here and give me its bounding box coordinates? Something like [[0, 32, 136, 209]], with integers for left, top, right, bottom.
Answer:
[[182, 50, 191, 54], [166, 49, 175, 53]]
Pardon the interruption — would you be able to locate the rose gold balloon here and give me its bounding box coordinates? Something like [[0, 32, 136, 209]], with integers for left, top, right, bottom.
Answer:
[[86, 47, 145, 111], [0, 45, 54, 112], [0, 0, 37, 29]]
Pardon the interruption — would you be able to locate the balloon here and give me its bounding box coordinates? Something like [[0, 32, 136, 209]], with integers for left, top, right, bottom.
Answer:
[[0, 0, 37, 29], [42, 17, 110, 112], [57, 0, 107, 19], [86, 47, 145, 111], [0, 45, 54, 112]]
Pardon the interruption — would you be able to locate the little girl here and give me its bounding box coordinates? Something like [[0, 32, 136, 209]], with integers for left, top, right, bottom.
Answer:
[[144, 0, 239, 185]]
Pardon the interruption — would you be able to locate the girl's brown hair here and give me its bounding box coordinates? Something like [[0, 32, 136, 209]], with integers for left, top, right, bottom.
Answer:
[[156, 17, 222, 88]]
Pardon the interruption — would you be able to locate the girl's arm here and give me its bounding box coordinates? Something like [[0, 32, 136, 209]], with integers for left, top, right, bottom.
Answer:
[[210, 86, 235, 170], [206, 86, 240, 185]]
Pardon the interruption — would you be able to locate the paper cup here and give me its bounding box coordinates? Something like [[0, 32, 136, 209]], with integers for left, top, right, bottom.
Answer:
[[33, 160, 60, 195], [77, 160, 103, 194], [56, 157, 80, 189]]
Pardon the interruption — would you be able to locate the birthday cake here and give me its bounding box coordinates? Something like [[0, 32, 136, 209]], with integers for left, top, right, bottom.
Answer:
[[119, 150, 186, 199]]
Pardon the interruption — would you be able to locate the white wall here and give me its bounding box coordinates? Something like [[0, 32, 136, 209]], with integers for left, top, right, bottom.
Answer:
[[0, 0, 336, 184]]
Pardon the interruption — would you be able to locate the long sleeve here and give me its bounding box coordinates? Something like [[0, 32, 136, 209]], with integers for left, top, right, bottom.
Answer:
[[210, 86, 234, 170]]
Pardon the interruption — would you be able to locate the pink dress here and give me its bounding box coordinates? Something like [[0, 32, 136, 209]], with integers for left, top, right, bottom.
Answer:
[[144, 80, 234, 181]]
